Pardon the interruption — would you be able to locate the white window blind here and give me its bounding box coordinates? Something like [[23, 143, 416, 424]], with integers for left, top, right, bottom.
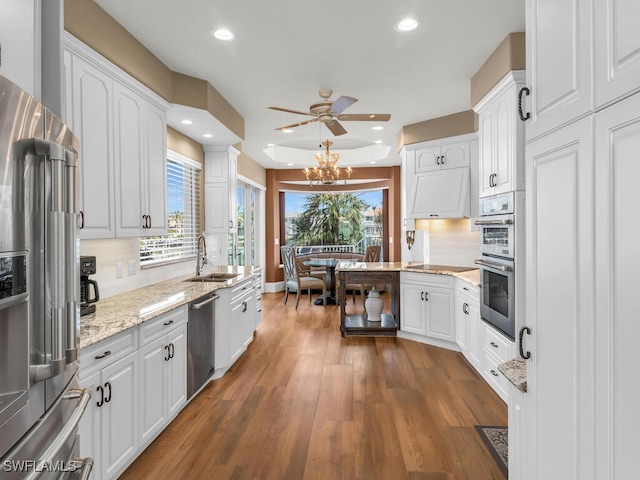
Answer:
[[140, 151, 201, 266]]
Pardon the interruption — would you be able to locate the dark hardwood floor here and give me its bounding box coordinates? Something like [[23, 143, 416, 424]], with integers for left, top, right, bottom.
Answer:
[[120, 291, 507, 480]]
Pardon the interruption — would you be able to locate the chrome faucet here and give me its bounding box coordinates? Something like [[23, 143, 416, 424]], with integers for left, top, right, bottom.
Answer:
[[196, 234, 208, 276]]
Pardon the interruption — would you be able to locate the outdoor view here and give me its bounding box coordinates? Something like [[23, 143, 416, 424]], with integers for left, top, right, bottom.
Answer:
[[284, 190, 384, 257]]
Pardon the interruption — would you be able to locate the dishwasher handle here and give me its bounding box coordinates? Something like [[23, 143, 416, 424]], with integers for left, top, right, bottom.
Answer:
[[190, 294, 219, 310]]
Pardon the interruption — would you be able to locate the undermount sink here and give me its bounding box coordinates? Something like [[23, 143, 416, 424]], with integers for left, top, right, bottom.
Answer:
[[186, 273, 239, 282]]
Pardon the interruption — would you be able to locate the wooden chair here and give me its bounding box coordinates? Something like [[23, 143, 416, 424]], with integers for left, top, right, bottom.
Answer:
[[281, 245, 326, 309], [346, 245, 382, 304]]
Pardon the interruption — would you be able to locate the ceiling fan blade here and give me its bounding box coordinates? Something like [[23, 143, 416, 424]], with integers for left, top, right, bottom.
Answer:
[[268, 106, 315, 116], [330, 96, 358, 114], [324, 120, 347, 136], [337, 113, 391, 121], [275, 118, 318, 131]]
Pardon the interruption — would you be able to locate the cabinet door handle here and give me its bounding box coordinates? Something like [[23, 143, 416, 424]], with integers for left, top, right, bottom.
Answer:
[[94, 350, 111, 360], [96, 385, 104, 407], [104, 382, 112, 403], [490, 341, 499, 348], [229, 220, 233, 228], [519, 326, 532, 359], [163, 320, 174, 326], [78, 211, 85, 229], [242, 301, 248, 313], [518, 86, 531, 121], [440, 155, 445, 164], [424, 292, 429, 301], [420, 292, 424, 301], [146, 215, 151, 228], [436, 155, 440, 165], [164, 345, 171, 361], [490, 369, 499, 377], [169, 343, 175, 359], [463, 303, 469, 314]]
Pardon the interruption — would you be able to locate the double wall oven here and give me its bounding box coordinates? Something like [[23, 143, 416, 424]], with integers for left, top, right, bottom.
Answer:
[[475, 192, 522, 340]]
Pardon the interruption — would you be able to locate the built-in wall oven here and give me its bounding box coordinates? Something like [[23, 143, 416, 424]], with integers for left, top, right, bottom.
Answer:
[[475, 192, 521, 341]]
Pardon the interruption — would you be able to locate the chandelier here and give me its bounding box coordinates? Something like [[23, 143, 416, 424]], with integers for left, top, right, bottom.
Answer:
[[303, 140, 353, 185]]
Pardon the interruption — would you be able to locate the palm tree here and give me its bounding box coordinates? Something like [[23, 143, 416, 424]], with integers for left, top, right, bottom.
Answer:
[[290, 193, 369, 246]]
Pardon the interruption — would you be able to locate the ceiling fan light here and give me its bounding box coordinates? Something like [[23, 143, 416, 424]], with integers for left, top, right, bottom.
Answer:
[[395, 18, 419, 32], [212, 28, 234, 41]]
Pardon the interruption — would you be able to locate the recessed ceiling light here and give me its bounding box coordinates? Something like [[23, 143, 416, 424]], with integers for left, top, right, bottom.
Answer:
[[267, 143, 274, 147], [181, 119, 193, 125], [370, 161, 377, 164], [212, 28, 234, 41], [371, 126, 384, 131], [375, 140, 383, 144], [395, 18, 419, 32], [287, 163, 293, 166], [202, 133, 213, 138], [282, 129, 294, 133]]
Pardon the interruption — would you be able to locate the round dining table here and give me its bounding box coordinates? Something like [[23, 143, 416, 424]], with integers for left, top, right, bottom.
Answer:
[[302, 258, 342, 305]]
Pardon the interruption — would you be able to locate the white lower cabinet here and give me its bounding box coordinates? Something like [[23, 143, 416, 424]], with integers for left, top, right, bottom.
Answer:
[[400, 273, 455, 345], [138, 323, 187, 447], [79, 350, 139, 480], [455, 280, 481, 370], [508, 384, 531, 480], [215, 276, 257, 372]]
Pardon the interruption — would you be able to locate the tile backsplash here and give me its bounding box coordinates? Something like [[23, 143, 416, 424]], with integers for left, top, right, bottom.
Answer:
[[415, 218, 480, 267]]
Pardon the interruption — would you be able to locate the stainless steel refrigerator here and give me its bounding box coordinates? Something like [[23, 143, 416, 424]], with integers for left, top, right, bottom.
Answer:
[[0, 75, 93, 478]]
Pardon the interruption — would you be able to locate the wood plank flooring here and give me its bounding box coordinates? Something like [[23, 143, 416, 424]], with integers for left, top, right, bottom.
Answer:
[[120, 291, 507, 480]]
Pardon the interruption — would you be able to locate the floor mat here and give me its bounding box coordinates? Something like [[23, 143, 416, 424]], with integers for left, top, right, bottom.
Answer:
[[475, 425, 508, 478]]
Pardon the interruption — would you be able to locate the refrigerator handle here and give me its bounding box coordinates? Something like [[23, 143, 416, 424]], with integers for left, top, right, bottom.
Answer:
[[14, 139, 78, 381], [65, 147, 79, 364]]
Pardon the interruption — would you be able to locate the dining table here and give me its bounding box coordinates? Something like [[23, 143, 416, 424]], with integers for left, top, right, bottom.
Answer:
[[302, 258, 344, 305]]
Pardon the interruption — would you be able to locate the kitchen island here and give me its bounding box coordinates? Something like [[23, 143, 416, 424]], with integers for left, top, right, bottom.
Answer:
[[336, 262, 478, 337]]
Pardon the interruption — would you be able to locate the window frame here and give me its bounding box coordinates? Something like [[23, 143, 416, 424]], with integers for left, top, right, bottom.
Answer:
[[139, 149, 202, 268]]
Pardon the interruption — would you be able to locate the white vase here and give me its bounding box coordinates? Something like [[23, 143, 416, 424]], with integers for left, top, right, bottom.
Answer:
[[365, 286, 383, 322]]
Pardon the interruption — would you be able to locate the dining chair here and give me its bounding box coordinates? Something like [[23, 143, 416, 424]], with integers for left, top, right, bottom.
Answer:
[[346, 245, 382, 304], [281, 245, 326, 309]]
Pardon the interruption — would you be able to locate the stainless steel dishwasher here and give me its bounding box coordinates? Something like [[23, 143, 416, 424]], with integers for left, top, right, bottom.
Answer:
[[187, 292, 219, 398]]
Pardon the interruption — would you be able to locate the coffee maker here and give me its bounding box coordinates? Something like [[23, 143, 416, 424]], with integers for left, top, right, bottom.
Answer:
[[80, 255, 100, 316]]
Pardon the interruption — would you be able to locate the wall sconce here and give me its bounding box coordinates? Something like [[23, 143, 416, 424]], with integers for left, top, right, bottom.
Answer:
[[406, 230, 415, 250]]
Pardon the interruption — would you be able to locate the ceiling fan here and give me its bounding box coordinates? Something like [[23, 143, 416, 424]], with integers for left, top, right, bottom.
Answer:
[[268, 89, 391, 136]]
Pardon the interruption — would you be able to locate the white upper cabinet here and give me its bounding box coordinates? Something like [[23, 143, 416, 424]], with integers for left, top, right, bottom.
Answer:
[[594, 0, 640, 109], [0, 0, 39, 97], [474, 71, 526, 197], [525, 0, 594, 141], [204, 146, 239, 234], [67, 52, 116, 239], [64, 33, 169, 239], [405, 134, 476, 219]]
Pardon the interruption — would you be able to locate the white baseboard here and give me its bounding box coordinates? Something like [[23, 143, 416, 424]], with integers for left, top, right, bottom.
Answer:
[[264, 281, 284, 293]]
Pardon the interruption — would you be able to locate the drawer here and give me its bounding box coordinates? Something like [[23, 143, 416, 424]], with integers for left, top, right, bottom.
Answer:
[[401, 271, 454, 287], [456, 278, 479, 298], [483, 349, 509, 401], [139, 305, 188, 346], [230, 278, 254, 304], [482, 322, 514, 363], [80, 327, 138, 379]]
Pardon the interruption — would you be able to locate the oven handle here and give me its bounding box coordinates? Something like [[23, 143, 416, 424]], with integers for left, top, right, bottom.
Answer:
[[474, 259, 513, 272], [23, 388, 92, 480], [474, 218, 513, 225], [71, 457, 94, 480]]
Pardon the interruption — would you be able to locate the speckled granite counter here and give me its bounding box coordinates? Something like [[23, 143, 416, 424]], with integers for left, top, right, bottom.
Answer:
[[335, 261, 480, 286], [498, 358, 527, 393], [80, 266, 261, 349]]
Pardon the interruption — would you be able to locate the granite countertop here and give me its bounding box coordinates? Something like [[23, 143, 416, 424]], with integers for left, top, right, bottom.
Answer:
[[80, 265, 261, 349], [498, 358, 527, 393], [335, 261, 480, 287]]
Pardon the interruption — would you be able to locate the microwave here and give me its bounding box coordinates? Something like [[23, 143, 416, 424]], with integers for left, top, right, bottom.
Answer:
[[475, 192, 516, 259]]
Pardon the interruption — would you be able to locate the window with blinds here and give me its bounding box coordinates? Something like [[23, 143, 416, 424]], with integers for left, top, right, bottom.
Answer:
[[140, 151, 201, 266]]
